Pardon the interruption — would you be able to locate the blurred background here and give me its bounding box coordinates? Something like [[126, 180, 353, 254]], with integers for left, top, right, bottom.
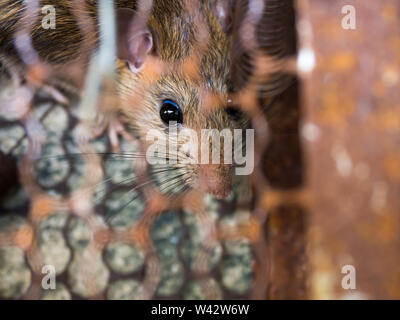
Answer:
[[0, 0, 399, 300]]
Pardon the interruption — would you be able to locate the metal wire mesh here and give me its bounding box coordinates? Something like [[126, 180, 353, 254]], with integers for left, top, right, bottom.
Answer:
[[0, 0, 297, 300], [3, 0, 397, 301]]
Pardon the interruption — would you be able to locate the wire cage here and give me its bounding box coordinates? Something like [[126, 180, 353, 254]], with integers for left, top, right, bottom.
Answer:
[[0, 0, 399, 300]]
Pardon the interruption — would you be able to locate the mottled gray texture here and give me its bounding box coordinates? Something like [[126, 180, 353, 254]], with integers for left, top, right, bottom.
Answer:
[[0, 216, 31, 300], [34, 140, 70, 188], [67, 217, 92, 251], [104, 189, 144, 228], [156, 258, 185, 297], [104, 243, 145, 275], [37, 228, 71, 275], [0, 247, 31, 299], [40, 283, 71, 300], [0, 99, 255, 300], [68, 249, 109, 298], [220, 239, 253, 295], [183, 278, 223, 300], [107, 279, 141, 300], [151, 211, 183, 245], [34, 104, 69, 137], [0, 124, 25, 155]]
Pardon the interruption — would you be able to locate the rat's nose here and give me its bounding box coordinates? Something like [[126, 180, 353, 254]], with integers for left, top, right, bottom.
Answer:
[[198, 164, 232, 199]]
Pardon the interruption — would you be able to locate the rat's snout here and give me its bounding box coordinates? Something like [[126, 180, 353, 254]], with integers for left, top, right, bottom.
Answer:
[[197, 164, 233, 199]]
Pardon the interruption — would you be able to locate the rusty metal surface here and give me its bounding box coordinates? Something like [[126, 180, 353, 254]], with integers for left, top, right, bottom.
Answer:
[[262, 81, 308, 300], [0, 0, 265, 300], [297, 0, 400, 299]]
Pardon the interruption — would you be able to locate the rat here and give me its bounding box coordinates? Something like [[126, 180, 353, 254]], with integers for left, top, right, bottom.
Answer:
[[0, 0, 248, 199]]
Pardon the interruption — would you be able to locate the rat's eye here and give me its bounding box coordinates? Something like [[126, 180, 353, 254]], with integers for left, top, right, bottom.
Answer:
[[160, 100, 183, 125], [226, 106, 243, 121]]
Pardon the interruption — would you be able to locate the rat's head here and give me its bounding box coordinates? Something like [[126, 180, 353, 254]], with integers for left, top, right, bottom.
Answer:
[[115, 0, 245, 199]]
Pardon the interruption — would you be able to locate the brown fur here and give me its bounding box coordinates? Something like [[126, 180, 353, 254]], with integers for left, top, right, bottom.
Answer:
[[0, 0, 243, 198]]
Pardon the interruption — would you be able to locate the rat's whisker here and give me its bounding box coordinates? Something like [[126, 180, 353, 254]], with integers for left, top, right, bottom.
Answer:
[[157, 171, 192, 194], [92, 175, 140, 203], [106, 179, 157, 219], [38, 151, 149, 161], [150, 167, 182, 175], [70, 174, 138, 204]]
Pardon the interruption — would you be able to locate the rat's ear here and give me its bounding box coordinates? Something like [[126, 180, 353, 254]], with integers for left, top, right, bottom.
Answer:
[[117, 8, 154, 72], [211, 0, 234, 34]]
